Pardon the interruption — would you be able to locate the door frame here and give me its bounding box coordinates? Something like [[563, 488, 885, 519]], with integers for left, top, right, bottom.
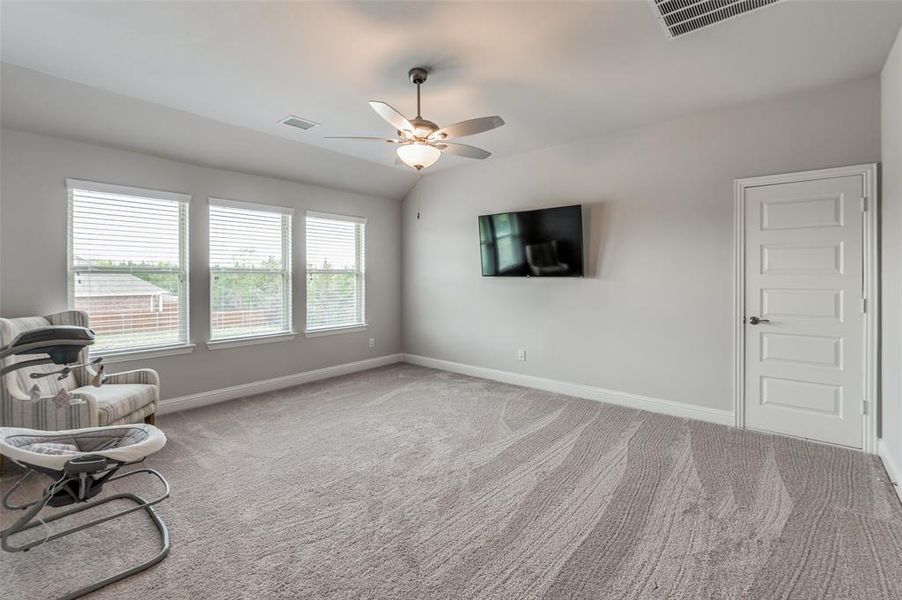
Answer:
[[733, 163, 879, 453]]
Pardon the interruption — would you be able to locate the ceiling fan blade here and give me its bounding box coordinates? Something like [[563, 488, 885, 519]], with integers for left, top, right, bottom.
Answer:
[[435, 142, 491, 159], [325, 136, 402, 143], [430, 116, 505, 141], [369, 101, 414, 134]]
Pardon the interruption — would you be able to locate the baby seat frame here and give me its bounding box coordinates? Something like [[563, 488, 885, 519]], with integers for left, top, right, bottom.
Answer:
[[1, 453, 171, 600]]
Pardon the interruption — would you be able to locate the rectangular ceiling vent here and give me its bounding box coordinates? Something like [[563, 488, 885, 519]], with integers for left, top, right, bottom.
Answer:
[[649, 0, 782, 38], [279, 115, 319, 131]]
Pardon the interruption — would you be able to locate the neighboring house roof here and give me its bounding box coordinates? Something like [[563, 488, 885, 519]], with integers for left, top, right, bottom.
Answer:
[[74, 272, 169, 298]]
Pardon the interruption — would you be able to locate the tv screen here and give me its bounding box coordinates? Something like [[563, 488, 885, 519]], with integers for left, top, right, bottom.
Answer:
[[478, 205, 584, 277]]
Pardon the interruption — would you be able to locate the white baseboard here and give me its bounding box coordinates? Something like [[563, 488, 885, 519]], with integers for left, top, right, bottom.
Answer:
[[401, 354, 734, 427], [878, 440, 902, 504], [158, 351, 734, 427], [157, 353, 402, 415]]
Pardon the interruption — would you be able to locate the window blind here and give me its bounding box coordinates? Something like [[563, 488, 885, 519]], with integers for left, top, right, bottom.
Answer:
[[67, 179, 189, 354], [305, 212, 366, 332], [209, 199, 293, 341]]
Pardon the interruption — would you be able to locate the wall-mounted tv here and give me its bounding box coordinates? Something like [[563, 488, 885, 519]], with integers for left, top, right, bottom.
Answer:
[[478, 205, 584, 277]]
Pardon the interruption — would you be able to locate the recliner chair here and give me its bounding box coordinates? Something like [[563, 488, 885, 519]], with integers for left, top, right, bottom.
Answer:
[[0, 310, 159, 430]]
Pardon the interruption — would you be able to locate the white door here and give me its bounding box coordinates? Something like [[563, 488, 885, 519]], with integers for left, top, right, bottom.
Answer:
[[744, 174, 866, 448]]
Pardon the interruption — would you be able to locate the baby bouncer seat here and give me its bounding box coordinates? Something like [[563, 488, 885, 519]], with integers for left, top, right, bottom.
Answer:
[[0, 325, 171, 600]]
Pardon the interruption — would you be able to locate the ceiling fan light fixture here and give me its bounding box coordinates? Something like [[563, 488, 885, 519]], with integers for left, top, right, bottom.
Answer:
[[397, 142, 441, 170]]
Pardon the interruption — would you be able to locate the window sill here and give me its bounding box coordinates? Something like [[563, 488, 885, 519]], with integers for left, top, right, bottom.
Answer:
[[207, 332, 297, 350], [304, 324, 368, 338], [94, 343, 196, 365]]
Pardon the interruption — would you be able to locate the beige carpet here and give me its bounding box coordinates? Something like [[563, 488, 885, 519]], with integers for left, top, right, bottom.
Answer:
[[2, 363, 901, 599]]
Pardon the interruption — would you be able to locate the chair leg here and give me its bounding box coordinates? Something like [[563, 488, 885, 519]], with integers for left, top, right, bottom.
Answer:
[[144, 413, 155, 426]]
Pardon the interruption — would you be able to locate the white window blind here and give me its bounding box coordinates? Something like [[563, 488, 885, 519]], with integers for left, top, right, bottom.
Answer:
[[210, 199, 293, 341], [67, 179, 190, 354], [305, 211, 366, 332]]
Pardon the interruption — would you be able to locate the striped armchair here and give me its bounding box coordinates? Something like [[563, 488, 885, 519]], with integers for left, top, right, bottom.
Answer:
[[0, 310, 159, 430]]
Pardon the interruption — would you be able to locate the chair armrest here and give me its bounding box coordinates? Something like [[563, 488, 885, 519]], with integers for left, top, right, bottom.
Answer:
[[103, 368, 160, 387], [63, 392, 100, 428], [5, 391, 99, 430], [2, 374, 97, 429]]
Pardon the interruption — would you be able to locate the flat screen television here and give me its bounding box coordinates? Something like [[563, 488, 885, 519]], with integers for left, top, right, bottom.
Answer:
[[478, 204, 584, 277]]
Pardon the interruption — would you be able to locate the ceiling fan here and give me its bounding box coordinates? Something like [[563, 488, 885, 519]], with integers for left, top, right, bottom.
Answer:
[[326, 67, 505, 171]]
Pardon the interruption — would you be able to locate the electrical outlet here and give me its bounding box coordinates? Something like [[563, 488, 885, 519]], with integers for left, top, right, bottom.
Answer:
[[517, 349, 526, 361], [368, 338, 375, 349]]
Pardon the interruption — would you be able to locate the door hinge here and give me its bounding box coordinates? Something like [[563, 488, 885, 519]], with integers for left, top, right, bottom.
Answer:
[[861, 298, 867, 313], [861, 196, 868, 212], [862, 400, 869, 416]]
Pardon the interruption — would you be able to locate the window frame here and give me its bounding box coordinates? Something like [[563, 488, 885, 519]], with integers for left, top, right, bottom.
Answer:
[[208, 197, 295, 346], [304, 210, 367, 335], [66, 178, 192, 359]]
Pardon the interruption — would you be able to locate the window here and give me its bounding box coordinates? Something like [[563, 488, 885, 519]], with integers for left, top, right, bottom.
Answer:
[[305, 211, 366, 333], [209, 199, 293, 342], [67, 179, 190, 355]]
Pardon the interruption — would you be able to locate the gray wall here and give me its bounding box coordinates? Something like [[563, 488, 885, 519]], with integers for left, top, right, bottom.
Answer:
[[0, 129, 401, 399], [881, 28, 902, 473], [402, 78, 881, 412]]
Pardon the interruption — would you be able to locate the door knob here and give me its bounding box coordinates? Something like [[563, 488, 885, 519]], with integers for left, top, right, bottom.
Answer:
[[748, 316, 770, 325]]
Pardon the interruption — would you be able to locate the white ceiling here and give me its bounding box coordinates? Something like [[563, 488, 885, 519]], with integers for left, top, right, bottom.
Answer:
[[2, 1, 901, 199]]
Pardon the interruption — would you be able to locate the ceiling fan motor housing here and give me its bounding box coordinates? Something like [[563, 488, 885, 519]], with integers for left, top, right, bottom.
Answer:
[[407, 117, 439, 139]]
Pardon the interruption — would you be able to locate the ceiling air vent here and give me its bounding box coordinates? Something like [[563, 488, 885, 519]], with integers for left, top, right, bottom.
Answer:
[[279, 115, 319, 131], [649, 0, 782, 38]]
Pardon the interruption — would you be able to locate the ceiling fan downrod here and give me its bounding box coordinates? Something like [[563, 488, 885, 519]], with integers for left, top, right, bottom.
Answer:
[[409, 67, 428, 119]]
